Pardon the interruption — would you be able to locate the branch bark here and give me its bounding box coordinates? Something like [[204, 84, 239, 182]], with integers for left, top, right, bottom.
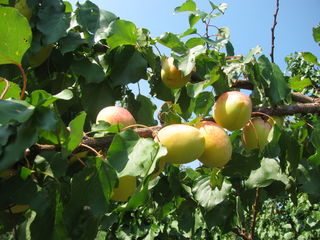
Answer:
[[270, 0, 280, 63]]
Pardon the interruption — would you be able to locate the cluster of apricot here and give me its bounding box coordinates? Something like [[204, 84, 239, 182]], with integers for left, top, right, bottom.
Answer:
[[94, 57, 281, 202]]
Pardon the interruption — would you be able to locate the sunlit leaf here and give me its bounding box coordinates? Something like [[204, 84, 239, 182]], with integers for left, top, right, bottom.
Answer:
[[0, 6, 32, 64]]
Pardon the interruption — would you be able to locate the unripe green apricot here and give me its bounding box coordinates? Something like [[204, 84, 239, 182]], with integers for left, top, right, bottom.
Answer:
[[213, 91, 252, 131], [155, 124, 205, 164]]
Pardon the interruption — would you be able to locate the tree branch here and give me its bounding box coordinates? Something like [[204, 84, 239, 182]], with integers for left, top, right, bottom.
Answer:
[[270, 0, 280, 63], [253, 102, 320, 116]]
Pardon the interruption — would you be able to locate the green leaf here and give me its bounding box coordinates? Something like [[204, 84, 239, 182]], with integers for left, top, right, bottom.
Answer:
[[157, 32, 188, 54], [176, 45, 206, 76], [59, 31, 87, 55], [71, 57, 105, 83], [0, 120, 38, 171], [0, 124, 14, 146], [62, 111, 86, 158], [106, 20, 138, 49], [174, 0, 197, 13], [301, 52, 320, 66], [0, 79, 21, 99], [0, 99, 35, 124], [289, 75, 312, 92], [127, 93, 158, 126], [28, 89, 73, 107], [109, 45, 147, 87], [36, 0, 70, 44], [75, 0, 100, 34], [313, 24, 320, 43], [189, 13, 201, 28], [107, 129, 167, 178], [245, 158, 289, 189], [297, 159, 320, 198], [0, 6, 32, 64], [63, 167, 109, 240], [258, 55, 290, 104], [193, 175, 232, 210], [94, 10, 118, 43], [193, 91, 214, 116]]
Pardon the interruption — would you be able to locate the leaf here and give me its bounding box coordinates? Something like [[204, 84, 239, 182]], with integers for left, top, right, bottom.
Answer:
[[174, 0, 197, 13], [94, 10, 118, 43], [107, 129, 167, 178], [63, 167, 109, 240], [127, 93, 158, 126], [193, 91, 214, 116], [109, 45, 147, 87], [297, 159, 320, 198], [258, 55, 290, 104], [223, 152, 261, 178], [0, 99, 35, 124], [0, 6, 32, 64], [0, 79, 21, 99], [301, 52, 320, 66], [75, 0, 100, 35], [189, 13, 201, 28], [193, 175, 232, 210], [62, 111, 86, 158], [36, 0, 70, 44], [71, 57, 105, 83], [313, 24, 320, 43], [59, 31, 87, 54], [28, 89, 73, 107], [176, 45, 206, 76], [245, 158, 289, 189], [106, 20, 138, 50], [289, 75, 312, 92], [0, 120, 38, 171], [157, 32, 188, 54]]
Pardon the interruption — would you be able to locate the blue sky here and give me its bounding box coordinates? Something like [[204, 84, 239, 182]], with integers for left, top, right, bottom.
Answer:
[[69, 0, 319, 70]]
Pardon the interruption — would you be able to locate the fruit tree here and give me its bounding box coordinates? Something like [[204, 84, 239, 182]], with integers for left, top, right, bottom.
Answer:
[[0, 0, 320, 239]]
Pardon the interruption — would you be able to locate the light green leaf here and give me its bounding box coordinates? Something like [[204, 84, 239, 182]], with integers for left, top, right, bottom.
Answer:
[[301, 52, 320, 66], [0, 79, 21, 99], [157, 32, 188, 54], [289, 75, 312, 92], [106, 20, 137, 49], [107, 129, 167, 178], [176, 45, 206, 76], [245, 158, 290, 189], [189, 13, 200, 28], [62, 112, 86, 158], [174, 0, 197, 13], [0, 6, 32, 64]]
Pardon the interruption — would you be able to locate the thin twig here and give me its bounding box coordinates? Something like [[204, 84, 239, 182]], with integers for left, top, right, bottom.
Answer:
[[0, 78, 10, 99], [270, 0, 280, 63], [249, 187, 260, 240], [0, 55, 27, 99]]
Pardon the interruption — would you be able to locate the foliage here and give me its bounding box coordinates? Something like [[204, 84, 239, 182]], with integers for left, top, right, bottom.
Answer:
[[0, 0, 319, 239]]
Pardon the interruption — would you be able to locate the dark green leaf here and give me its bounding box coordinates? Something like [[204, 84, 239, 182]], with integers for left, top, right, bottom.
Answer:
[[59, 31, 87, 54], [0, 6, 32, 64], [36, 0, 70, 44], [71, 57, 105, 83], [109, 46, 147, 87], [0, 99, 35, 124], [245, 158, 289, 189], [76, 0, 99, 34], [297, 159, 320, 198], [312, 25, 320, 43], [193, 91, 214, 116]]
